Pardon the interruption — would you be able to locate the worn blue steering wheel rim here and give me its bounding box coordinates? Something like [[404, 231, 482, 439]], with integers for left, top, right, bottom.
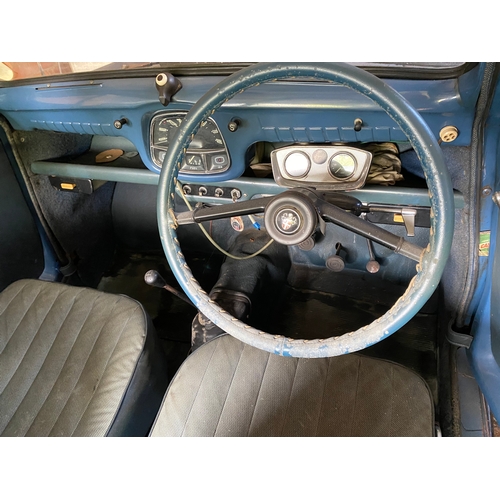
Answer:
[[158, 62, 454, 358]]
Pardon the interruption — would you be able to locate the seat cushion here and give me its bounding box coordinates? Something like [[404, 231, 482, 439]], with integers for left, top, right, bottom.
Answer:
[[0, 279, 167, 436], [151, 334, 434, 437]]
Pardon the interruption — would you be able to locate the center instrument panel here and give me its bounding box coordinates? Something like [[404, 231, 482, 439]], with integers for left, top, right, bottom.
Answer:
[[150, 111, 231, 174], [271, 145, 372, 191]]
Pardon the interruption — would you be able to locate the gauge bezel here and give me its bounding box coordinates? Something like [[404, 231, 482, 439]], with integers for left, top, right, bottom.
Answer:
[[283, 150, 311, 179], [149, 110, 230, 174], [328, 152, 357, 180], [271, 145, 372, 191]]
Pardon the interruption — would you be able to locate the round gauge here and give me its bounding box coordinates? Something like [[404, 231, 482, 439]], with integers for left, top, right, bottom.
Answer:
[[329, 153, 356, 180], [284, 151, 310, 178]]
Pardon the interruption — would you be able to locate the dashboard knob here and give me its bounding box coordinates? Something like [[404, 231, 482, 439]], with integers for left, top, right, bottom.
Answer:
[[228, 119, 240, 132], [114, 118, 128, 129], [354, 118, 363, 132]]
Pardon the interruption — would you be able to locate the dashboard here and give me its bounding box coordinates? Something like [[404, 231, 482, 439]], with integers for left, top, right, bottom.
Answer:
[[0, 67, 479, 188]]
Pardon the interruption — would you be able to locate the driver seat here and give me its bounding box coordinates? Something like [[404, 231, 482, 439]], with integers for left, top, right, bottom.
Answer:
[[150, 334, 435, 437], [0, 279, 168, 437]]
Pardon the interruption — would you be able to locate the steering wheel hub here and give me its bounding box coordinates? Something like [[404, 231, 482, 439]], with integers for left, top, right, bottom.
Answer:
[[264, 192, 318, 246]]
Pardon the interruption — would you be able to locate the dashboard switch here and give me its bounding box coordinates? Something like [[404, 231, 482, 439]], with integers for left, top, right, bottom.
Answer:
[[228, 119, 240, 132], [113, 118, 128, 129], [231, 189, 242, 200], [354, 118, 363, 132]]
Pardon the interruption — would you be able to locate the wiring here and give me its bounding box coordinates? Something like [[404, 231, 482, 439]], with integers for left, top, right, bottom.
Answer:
[[175, 180, 274, 260]]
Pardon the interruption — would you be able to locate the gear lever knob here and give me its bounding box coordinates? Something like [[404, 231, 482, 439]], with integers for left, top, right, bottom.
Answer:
[[144, 269, 167, 288]]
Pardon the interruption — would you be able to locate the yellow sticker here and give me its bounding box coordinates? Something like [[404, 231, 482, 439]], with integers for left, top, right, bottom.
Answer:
[[393, 214, 404, 223], [479, 231, 490, 257]]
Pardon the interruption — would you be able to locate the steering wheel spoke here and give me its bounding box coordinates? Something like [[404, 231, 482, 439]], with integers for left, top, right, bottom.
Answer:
[[175, 197, 271, 225], [315, 199, 424, 262]]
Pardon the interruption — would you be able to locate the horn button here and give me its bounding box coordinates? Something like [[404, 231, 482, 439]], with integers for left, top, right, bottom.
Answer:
[[264, 193, 318, 246], [275, 208, 302, 235]]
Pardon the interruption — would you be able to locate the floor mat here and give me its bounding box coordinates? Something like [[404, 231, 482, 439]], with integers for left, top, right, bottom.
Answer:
[[261, 281, 438, 405]]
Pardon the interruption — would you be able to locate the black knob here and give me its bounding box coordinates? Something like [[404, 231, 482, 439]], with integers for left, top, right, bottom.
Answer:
[[354, 118, 363, 132], [114, 118, 128, 129], [155, 72, 182, 107], [228, 119, 240, 132], [144, 270, 167, 288]]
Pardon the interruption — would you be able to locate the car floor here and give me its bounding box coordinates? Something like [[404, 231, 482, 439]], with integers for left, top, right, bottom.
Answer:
[[97, 252, 196, 379], [97, 250, 439, 409]]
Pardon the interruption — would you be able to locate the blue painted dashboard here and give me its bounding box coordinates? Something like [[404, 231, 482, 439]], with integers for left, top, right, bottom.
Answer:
[[0, 63, 483, 183]]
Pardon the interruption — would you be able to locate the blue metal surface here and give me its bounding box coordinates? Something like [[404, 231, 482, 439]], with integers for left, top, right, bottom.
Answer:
[[463, 124, 500, 322], [0, 125, 60, 283], [0, 65, 483, 183], [469, 267, 500, 421], [468, 77, 500, 417], [29, 159, 466, 207]]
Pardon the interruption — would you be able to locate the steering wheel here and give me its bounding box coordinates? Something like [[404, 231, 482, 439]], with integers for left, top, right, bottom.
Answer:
[[157, 62, 454, 358]]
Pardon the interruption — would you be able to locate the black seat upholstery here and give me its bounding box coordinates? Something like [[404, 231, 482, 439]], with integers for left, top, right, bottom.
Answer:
[[0, 279, 168, 437], [151, 334, 434, 437]]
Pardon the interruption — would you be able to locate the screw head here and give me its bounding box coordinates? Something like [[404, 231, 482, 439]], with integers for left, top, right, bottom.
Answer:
[[482, 186, 492, 197]]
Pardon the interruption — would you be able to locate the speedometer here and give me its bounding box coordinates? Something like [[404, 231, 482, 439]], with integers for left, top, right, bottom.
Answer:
[[153, 116, 183, 147], [150, 112, 230, 174]]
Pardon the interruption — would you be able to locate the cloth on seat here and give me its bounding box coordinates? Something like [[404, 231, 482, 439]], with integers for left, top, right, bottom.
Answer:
[[151, 334, 434, 437], [0, 279, 168, 437]]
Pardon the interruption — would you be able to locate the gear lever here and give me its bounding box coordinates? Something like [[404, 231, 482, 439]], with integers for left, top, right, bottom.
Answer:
[[144, 270, 195, 307], [365, 239, 380, 274]]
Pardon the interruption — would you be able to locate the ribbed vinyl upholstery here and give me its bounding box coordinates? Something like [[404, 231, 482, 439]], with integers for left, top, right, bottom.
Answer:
[[0, 280, 158, 437], [151, 335, 434, 437]]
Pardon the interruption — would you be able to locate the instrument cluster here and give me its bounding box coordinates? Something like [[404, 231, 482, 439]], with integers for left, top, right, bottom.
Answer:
[[271, 145, 373, 191], [150, 111, 230, 174]]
